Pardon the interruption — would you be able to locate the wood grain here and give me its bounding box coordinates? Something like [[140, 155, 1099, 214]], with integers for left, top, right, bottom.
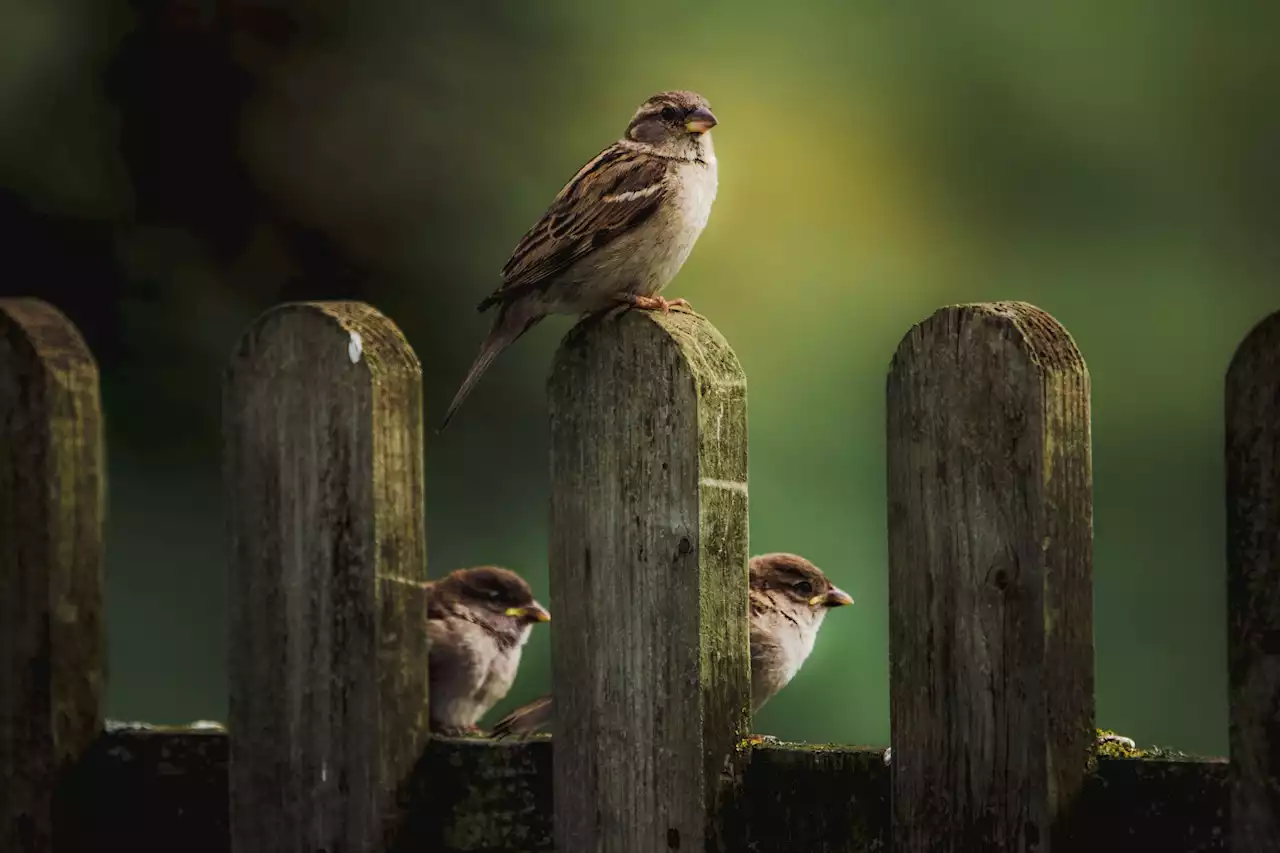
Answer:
[[223, 301, 429, 853], [0, 299, 104, 853], [547, 309, 751, 853], [886, 301, 1094, 852], [1225, 309, 1280, 852]]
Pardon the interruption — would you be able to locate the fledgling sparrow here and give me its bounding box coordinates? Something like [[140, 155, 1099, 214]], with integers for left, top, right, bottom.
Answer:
[[439, 89, 720, 429], [489, 553, 853, 738], [425, 565, 551, 736]]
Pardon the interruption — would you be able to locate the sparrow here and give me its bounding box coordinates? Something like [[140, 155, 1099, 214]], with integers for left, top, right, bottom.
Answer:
[[439, 89, 720, 430], [489, 553, 853, 738], [425, 565, 551, 736]]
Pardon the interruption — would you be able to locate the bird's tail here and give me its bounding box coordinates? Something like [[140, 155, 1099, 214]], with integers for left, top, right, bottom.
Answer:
[[439, 305, 542, 432], [490, 693, 554, 739]]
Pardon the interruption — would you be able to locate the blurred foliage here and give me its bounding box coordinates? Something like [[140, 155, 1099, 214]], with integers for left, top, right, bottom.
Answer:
[[2, 0, 1277, 756]]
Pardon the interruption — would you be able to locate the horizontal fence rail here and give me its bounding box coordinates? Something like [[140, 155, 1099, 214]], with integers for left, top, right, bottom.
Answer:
[[51, 728, 1233, 853], [0, 297, 1276, 853]]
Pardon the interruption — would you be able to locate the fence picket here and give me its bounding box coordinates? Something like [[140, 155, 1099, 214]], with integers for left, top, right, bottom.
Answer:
[[223, 301, 429, 853], [547, 309, 751, 852], [0, 299, 105, 853], [886, 301, 1095, 851], [1225, 309, 1280, 852]]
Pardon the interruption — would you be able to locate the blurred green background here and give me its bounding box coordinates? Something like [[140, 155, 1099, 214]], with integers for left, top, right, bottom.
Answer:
[[3, 1, 1276, 757]]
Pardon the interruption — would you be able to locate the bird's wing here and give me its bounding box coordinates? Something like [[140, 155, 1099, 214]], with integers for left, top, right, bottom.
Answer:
[[478, 145, 671, 311], [490, 693, 554, 739]]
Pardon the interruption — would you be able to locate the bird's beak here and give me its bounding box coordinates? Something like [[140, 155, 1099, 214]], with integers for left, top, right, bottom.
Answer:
[[506, 602, 552, 623], [812, 586, 854, 608], [685, 107, 717, 134]]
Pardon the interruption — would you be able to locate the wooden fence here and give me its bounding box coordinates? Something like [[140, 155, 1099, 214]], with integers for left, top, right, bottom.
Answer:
[[0, 296, 1277, 853]]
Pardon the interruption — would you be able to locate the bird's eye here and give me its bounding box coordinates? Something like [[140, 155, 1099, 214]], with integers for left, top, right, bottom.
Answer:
[[793, 581, 813, 595], [660, 106, 680, 121], [486, 589, 501, 600]]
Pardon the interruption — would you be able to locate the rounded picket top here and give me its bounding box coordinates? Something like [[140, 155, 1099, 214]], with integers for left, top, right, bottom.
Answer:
[[226, 300, 422, 385]]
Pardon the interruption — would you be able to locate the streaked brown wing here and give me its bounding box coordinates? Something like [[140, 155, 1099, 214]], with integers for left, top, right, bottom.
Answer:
[[490, 693, 554, 738], [477, 145, 670, 311]]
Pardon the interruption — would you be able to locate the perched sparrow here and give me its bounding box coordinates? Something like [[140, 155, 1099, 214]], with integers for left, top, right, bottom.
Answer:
[[426, 565, 551, 736], [439, 89, 720, 429], [489, 553, 852, 738]]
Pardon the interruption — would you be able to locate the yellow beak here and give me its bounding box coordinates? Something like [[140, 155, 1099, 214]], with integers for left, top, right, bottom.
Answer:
[[811, 586, 854, 608], [505, 602, 552, 623], [685, 107, 718, 134]]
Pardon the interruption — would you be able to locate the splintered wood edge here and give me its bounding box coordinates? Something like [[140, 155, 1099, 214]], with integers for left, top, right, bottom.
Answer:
[[84, 731, 1231, 853]]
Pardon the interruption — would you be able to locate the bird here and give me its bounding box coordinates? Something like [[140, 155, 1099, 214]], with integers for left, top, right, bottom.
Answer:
[[425, 565, 551, 736], [439, 89, 720, 430], [488, 552, 853, 739]]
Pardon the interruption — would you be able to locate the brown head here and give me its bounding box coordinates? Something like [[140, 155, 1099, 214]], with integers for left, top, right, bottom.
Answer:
[[432, 565, 551, 628], [624, 90, 718, 154], [749, 552, 854, 611]]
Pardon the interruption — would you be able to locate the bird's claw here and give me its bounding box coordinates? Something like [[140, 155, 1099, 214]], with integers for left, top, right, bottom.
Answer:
[[623, 295, 693, 315], [744, 733, 780, 747]]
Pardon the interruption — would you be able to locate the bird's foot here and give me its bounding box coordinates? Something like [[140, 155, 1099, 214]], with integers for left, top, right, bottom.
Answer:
[[744, 733, 780, 747], [434, 723, 484, 738], [620, 294, 692, 315]]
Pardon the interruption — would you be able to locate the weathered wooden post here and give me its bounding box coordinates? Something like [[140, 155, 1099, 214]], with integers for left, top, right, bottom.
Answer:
[[223, 302, 429, 852], [886, 301, 1094, 851], [1226, 309, 1280, 852], [548, 309, 751, 852], [0, 299, 104, 853]]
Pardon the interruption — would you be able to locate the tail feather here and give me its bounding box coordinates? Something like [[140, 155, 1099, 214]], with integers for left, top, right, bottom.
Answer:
[[439, 308, 542, 431]]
